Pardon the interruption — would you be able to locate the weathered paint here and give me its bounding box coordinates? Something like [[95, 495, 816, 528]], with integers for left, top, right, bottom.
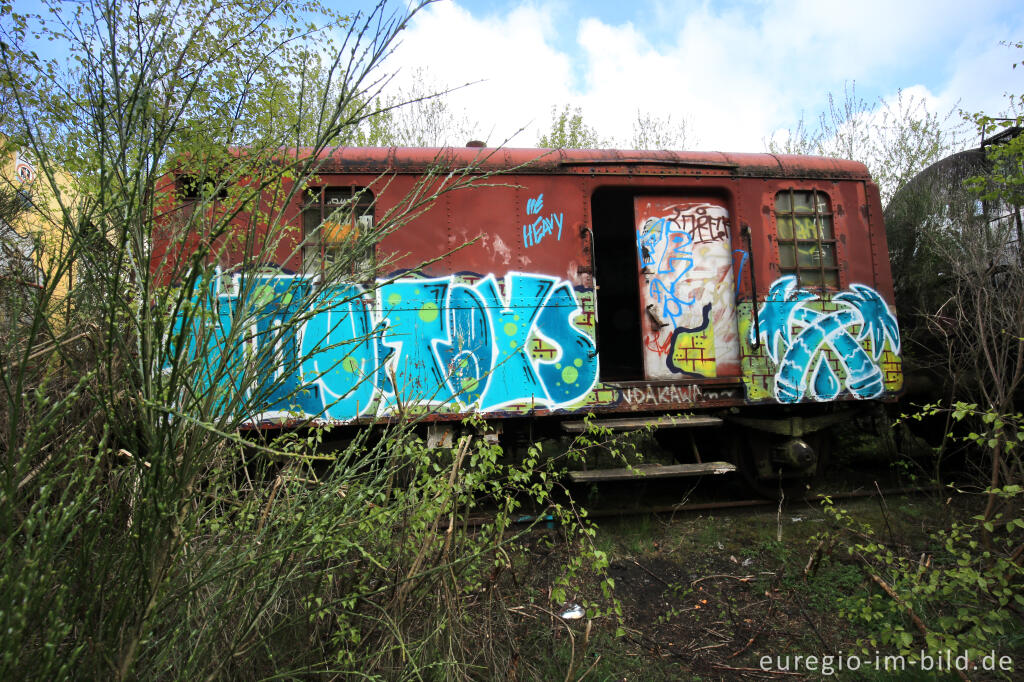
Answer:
[[634, 197, 739, 379], [741, 276, 902, 403], [173, 272, 904, 422], [175, 270, 600, 421], [158, 147, 904, 426], [308, 147, 875, 181]]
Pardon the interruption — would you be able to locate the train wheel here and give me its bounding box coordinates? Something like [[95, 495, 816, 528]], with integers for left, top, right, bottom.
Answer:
[[737, 429, 828, 499]]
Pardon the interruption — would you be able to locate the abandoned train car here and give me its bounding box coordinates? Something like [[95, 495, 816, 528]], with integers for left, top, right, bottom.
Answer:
[[156, 147, 902, 486]]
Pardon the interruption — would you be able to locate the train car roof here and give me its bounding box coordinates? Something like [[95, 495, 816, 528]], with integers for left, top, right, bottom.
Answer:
[[298, 146, 872, 180]]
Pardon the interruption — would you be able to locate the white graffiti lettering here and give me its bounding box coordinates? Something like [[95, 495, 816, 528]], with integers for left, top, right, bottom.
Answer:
[[622, 384, 704, 405]]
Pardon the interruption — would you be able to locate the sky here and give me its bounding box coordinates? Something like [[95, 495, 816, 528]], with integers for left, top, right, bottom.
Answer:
[[8, 0, 1024, 152], [381, 0, 1024, 150]]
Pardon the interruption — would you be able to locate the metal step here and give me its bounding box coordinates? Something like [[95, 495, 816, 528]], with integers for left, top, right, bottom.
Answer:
[[561, 414, 722, 433], [567, 461, 736, 483]]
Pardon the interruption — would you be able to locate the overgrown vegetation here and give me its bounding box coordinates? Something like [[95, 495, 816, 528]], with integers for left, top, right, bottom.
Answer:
[[753, 51, 1024, 675], [816, 403, 1022, 662], [0, 1, 621, 678], [1, 0, 1021, 676], [536, 103, 694, 150], [821, 488, 1022, 664], [817, 48, 1024, 672], [767, 82, 966, 206]]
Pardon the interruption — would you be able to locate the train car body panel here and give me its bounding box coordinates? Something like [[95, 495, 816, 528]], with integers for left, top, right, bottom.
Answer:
[[158, 148, 902, 432]]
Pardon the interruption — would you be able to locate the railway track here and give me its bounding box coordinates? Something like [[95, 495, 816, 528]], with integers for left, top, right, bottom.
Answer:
[[444, 484, 943, 529]]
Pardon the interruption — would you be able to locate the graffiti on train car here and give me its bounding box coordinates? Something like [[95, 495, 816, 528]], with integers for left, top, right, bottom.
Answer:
[[750, 276, 901, 403], [638, 213, 696, 328], [635, 200, 740, 380], [173, 270, 599, 420], [522, 194, 564, 249]]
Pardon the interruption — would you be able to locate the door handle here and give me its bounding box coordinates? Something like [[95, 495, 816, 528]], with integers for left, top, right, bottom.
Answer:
[[646, 304, 669, 329], [741, 223, 761, 348]]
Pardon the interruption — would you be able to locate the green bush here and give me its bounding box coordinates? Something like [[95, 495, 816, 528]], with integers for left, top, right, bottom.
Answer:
[[0, 2, 621, 678]]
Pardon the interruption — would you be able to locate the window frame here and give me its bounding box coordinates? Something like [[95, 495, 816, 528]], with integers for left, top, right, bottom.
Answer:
[[301, 186, 375, 279], [774, 188, 839, 289]]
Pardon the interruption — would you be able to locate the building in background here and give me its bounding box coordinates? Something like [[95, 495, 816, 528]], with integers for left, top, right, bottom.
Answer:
[[0, 140, 75, 325]]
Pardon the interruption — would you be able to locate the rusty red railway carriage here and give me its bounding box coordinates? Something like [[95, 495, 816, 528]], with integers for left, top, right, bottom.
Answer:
[[159, 146, 902, 486]]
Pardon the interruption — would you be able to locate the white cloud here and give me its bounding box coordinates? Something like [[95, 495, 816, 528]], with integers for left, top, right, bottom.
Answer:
[[935, 37, 1024, 122], [384, 0, 1024, 151], [385, 2, 574, 145]]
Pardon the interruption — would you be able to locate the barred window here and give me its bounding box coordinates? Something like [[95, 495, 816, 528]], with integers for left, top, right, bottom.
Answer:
[[302, 187, 374, 276], [775, 189, 838, 288]]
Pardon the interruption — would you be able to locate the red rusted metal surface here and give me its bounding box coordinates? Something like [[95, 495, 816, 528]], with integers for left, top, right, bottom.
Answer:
[[154, 146, 901, 431], [303, 146, 872, 180]]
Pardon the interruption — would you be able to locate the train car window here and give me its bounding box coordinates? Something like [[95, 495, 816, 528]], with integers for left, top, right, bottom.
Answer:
[[177, 175, 228, 201], [775, 189, 838, 288], [302, 186, 374, 277]]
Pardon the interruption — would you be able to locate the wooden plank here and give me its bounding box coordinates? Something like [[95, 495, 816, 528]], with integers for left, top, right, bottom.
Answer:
[[567, 461, 736, 483], [561, 414, 722, 433]]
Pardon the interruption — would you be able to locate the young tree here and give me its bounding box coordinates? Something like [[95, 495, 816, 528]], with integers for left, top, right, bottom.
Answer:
[[768, 83, 965, 206], [537, 103, 607, 149], [0, 3, 617, 678], [363, 67, 481, 146], [538, 104, 696, 150], [0, 0, 476, 677], [954, 118, 1024, 514], [629, 110, 693, 150], [246, 61, 480, 148]]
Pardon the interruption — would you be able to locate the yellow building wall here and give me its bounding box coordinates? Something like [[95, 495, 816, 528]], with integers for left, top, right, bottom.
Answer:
[[1, 143, 76, 324]]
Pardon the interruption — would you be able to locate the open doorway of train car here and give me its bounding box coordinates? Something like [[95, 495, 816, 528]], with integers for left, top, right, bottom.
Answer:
[[592, 188, 645, 380], [592, 188, 741, 382]]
